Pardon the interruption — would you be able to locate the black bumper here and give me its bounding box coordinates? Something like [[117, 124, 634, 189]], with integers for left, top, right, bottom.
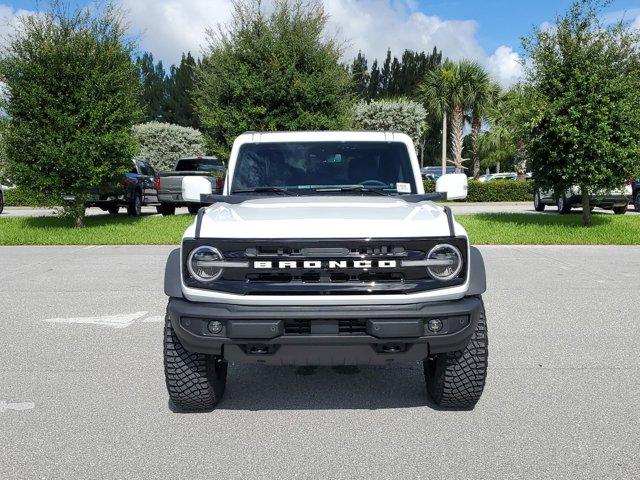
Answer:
[[167, 296, 483, 366]]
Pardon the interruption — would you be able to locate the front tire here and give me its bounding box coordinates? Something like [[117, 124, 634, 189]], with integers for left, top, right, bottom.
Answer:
[[0, 190, 4, 215], [634, 194, 640, 212], [164, 311, 227, 412], [533, 190, 545, 212], [107, 205, 119, 215], [424, 302, 488, 409]]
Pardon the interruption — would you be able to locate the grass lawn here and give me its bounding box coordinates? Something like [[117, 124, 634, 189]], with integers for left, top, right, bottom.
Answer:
[[0, 212, 639, 245]]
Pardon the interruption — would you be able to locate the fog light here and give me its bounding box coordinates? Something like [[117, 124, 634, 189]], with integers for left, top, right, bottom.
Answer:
[[427, 319, 443, 333], [208, 321, 223, 334]]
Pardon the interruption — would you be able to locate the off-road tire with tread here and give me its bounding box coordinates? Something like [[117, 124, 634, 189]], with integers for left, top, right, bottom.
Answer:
[[164, 311, 227, 411], [424, 301, 488, 408]]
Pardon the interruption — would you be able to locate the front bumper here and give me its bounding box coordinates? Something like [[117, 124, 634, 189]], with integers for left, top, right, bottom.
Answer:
[[167, 296, 483, 365]]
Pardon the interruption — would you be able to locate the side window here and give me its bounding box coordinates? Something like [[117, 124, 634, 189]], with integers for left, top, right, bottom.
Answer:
[[138, 161, 152, 176]]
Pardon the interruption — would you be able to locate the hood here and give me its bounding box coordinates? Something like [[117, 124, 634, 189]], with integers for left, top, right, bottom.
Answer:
[[186, 196, 462, 239]]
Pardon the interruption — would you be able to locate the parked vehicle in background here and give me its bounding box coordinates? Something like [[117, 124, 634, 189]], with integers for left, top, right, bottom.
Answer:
[[421, 166, 456, 180], [163, 131, 488, 412], [65, 158, 159, 216], [631, 180, 640, 211], [534, 184, 631, 214], [477, 172, 518, 182], [157, 156, 225, 215]]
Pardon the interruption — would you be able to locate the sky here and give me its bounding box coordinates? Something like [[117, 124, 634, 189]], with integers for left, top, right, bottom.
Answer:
[[1, 0, 640, 87]]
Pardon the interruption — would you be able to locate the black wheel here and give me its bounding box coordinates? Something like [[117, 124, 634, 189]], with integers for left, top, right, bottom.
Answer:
[[557, 195, 572, 214], [164, 310, 227, 412], [635, 194, 640, 212], [613, 204, 628, 215], [127, 191, 142, 216], [107, 205, 119, 215], [424, 302, 488, 409], [533, 190, 545, 212], [187, 204, 201, 215], [0, 190, 4, 215], [157, 203, 176, 216]]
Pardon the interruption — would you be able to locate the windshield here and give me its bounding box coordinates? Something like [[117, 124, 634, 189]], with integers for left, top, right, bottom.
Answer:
[[175, 158, 223, 172], [231, 141, 417, 194]]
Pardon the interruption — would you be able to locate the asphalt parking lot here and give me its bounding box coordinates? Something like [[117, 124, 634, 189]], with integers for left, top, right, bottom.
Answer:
[[1, 245, 639, 479]]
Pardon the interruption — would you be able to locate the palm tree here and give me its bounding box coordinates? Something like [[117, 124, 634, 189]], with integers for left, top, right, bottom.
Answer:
[[467, 65, 499, 179], [446, 60, 476, 173], [419, 60, 453, 176]]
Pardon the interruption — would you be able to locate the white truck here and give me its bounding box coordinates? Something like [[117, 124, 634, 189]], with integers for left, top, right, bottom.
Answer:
[[163, 131, 488, 411]]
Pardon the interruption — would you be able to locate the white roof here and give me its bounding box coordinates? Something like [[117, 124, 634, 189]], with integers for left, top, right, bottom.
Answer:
[[234, 131, 411, 143]]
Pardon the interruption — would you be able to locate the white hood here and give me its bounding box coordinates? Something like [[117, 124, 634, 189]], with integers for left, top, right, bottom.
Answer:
[[185, 196, 464, 239]]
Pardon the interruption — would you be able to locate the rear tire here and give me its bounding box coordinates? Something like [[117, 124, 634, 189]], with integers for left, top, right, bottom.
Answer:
[[533, 190, 545, 212], [424, 302, 488, 409], [107, 205, 119, 215], [157, 203, 176, 216], [0, 190, 4, 215], [613, 204, 628, 215], [164, 311, 227, 412], [187, 204, 201, 215], [127, 192, 142, 217], [557, 195, 572, 214], [634, 194, 640, 212]]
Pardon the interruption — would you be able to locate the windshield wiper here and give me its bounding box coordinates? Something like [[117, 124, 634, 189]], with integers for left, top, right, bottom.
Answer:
[[231, 187, 297, 196], [313, 186, 389, 196]]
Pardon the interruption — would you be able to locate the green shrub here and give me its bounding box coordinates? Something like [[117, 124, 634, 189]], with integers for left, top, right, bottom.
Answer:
[[423, 179, 533, 202], [3, 187, 57, 207], [353, 98, 427, 146], [132, 121, 206, 171]]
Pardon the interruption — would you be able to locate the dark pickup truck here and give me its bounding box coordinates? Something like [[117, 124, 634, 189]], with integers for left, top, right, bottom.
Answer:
[[65, 158, 159, 216], [157, 156, 225, 215]]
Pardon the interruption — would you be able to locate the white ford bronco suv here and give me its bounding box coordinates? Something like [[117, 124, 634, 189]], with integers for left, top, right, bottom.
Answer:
[[163, 131, 488, 411]]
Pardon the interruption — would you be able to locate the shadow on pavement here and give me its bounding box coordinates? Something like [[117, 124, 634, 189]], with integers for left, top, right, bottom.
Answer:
[[169, 364, 459, 412]]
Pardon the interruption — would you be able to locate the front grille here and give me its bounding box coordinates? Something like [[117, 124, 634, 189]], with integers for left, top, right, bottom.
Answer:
[[338, 319, 367, 334], [284, 320, 311, 335], [182, 237, 468, 295]]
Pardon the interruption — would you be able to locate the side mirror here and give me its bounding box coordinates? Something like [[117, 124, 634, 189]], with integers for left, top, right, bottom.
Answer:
[[436, 173, 468, 200], [182, 176, 212, 203]]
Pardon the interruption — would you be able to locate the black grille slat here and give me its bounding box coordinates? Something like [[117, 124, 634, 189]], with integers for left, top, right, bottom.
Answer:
[[284, 320, 311, 335], [338, 319, 367, 334]]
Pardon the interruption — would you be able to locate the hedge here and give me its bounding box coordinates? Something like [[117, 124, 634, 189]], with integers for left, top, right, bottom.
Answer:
[[2, 187, 57, 207], [423, 179, 534, 202]]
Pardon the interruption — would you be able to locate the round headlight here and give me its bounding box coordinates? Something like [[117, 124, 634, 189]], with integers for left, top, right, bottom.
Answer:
[[426, 244, 463, 281], [188, 246, 224, 282]]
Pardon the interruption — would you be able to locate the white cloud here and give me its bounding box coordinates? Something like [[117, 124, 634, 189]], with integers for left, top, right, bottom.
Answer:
[[119, 0, 235, 64], [0, 4, 35, 43], [487, 46, 524, 88]]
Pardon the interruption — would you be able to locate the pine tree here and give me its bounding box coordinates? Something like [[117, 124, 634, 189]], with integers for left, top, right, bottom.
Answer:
[[165, 52, 200, 128], [350, 51, 369, 98], [136, 52, 167, 121]]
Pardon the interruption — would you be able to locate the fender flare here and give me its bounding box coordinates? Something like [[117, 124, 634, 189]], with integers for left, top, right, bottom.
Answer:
[[164, 248, 183, 298], [467, 246, 487, 296]]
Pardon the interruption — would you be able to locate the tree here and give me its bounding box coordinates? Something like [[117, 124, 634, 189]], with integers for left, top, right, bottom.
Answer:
[[0, 2, 141, 227], [353, 98, 427, 148], [132, 121, 205, 171], [467, 65, 499, 179], [522, 0, 640, 225], [195, 0, 352, 159], [165, 52, 200, 128], [350, 51, 369, 98], [137, 52, 167, 122], [420, 61, 453, 175]]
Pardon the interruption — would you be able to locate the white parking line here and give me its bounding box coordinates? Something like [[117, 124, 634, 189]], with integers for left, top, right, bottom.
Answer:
[[42, 311, 148, 329], [0, 401, 35, 413]]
